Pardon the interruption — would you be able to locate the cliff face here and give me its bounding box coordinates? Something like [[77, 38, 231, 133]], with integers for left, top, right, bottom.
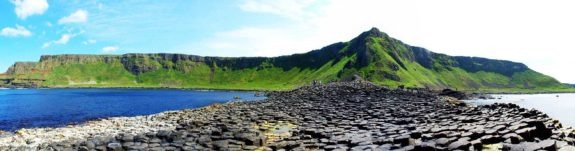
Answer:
[[2, 28, 568, 91], [410, 46, 529, 76], [6, 62, 38, 75]]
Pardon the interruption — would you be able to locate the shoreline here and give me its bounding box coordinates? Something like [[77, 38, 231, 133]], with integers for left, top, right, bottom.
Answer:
[[0, 87, 265, 93], [464, 93, 575, 129], [2, 82, 574, 94], [2, 81, 575, 150], [0, 102, 231, 149], [0, 85, 283, 92], [470, 91, 575, 95]]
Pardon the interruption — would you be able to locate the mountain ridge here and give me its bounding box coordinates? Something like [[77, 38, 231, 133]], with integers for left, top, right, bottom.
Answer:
[[1, 28, 569, 91]]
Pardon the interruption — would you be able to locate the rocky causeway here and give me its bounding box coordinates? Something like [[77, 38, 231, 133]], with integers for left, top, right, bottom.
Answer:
[[1, 81, 575, 151]]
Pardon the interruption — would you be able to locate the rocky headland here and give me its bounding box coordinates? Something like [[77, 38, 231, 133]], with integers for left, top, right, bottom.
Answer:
[[1, 28, 569, 91], [1, 81, 575, 151]]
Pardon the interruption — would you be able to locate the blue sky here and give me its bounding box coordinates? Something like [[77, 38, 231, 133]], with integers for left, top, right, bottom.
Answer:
[[0, 0, 292, 70], [2, 0, 575, 83]]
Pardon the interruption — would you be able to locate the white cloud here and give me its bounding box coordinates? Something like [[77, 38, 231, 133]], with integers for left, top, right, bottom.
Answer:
[[240, 0, 317, 21], [40, 0, 575, 83], [83, 39, 97, 45], [45, 22, 52, 27], [41, 43, 50, 49], [42, 34, 77, 49], [197, 0, 402, 57], [55, 34, 73, 44], [195, 0, 575, 83], [200, 27, 317, 57], [0, 25, 32, 37], [10, 0, 49, 19], [102, 46, 119, 53], [58, 10, 88, 24]]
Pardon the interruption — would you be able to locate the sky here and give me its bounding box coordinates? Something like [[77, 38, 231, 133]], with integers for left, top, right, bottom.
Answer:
[[1, 0, 575, 83]]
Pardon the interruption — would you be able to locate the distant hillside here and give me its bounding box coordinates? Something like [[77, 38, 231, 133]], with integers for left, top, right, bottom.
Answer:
[[564, 83, 575, 88], [2, 28, 570, 91]]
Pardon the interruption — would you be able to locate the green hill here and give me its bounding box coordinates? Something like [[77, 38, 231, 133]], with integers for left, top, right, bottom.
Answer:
[[2, 28, 570, 92]]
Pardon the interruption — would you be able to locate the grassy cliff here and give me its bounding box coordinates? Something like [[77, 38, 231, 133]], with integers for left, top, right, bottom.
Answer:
[[3, 28, 571, 92]]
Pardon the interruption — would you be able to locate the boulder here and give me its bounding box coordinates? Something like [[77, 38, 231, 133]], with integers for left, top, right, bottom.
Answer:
[[106, 143, 123, 151], [447, 140, 471, 150]]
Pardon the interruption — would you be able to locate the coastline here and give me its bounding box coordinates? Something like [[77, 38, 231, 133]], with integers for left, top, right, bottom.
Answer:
[[0, 102, 234, 149], [0, 87, 268, 93], [462, 88, 575, 94], [469, 91, 575, 95], [464, 93, 575, 129], [0, 85, 292, 92], [2, 81, 575, 150], [2, 84, 573, 94]]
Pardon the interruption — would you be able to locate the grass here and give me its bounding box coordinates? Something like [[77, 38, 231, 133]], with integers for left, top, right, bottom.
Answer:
[[33, 55, 354, 91], [350, 36, 573, 92], [43, 62, 137, 87], [5, 33, 572, 93]]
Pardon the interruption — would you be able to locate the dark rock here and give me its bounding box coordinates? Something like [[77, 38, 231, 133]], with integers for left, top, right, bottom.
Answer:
[[435, 138, 451, 146], [212, 140, 229, 150], [447, 140, 471, 150], [121, 134, 135, 142], [106, 143, 123, 151], [470, 139, 482, 150], [393, 135, 411, 146], [78, 146, 90, 151], [414, 142, 435, 150], [410, 131, 422, 139], [529, 121, 553, 139], [480, 135, 503, 144], [439, 89, 468, 100], [503, 133, 524, 144], [235, 132, 265, 146]]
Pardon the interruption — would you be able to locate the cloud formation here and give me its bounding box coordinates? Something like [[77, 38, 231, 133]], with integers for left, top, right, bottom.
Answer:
[[42, 34, 77, 48], [240, 0, 317, 21], [197, 0, 575, 83], [3, 0, 573, 83], [0, 25, 32, 37], [58, 10, 88, 24], [102, 46, 119, 53], [83, 39, 97, 45], [10, 0, 49, 19]]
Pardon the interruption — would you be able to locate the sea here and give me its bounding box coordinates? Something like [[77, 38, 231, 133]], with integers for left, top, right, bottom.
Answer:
[[465, 93, 575, 127], [0, 88, 265, 131]]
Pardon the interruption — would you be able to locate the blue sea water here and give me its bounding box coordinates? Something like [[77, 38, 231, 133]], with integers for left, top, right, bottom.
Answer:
[[465, 93, 575, 127], [0, 88, 265, 131]]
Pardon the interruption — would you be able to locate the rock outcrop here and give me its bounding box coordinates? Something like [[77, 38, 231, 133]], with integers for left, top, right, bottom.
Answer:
[[410, 47, 529, 76], [1, 28, 567, 90], [6, 62, 38, 75], [0, 81, 573, 150]]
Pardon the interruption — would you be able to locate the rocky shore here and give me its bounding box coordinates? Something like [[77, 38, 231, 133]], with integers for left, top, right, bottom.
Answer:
[[2, 81, 575, 151]]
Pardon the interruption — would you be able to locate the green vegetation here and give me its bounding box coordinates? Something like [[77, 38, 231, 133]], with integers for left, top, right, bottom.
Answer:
[[4, 28, 572, 92], [31, 55, 355, 90], [43, 63, 137, 87]]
